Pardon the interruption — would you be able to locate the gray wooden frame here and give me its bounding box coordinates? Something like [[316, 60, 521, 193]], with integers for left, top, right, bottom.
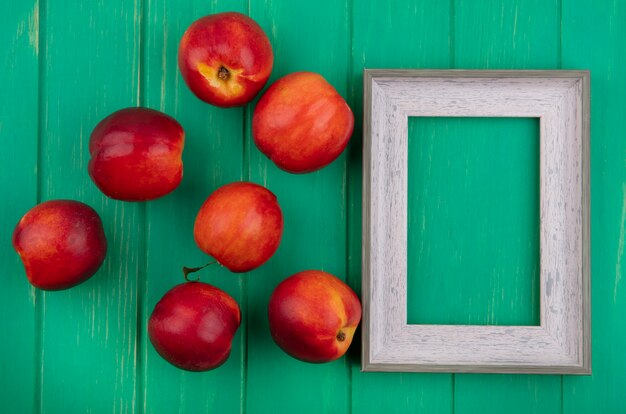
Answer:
[[362, 69, 591, 374]]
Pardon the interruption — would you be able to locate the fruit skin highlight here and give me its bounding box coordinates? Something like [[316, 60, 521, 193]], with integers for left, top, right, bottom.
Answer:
[[193, 182, 284, 273], [268, 270, 362, 363], [252, 71, 354, 173], [12, 200, 108, 291], [178, 12, 274, 107], [88, 107, 185, 202], [148, 281, 241, 371]]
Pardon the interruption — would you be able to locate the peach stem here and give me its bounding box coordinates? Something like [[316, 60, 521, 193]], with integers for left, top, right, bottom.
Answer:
[[218, 66, 230, 81], [182, 261, 217, 282]]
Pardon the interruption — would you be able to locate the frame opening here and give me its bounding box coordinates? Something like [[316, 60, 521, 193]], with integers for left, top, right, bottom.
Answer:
[[407, 117, 540, 326]]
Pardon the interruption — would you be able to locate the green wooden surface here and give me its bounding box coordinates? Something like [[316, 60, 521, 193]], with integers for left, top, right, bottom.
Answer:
[[350, 1, 455, 413], [0, 2, 38, 412], [142, 1, 246, 412], [37, 1, 143, 412], [561, 0, 626, 412], [245, 1, 351, 412], [1, 0, 625, 413], [451, 1, 563, 412]]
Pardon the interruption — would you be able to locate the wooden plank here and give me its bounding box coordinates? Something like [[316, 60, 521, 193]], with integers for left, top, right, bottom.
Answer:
[[562, 0, 626, 411], [141, 1, 246, 412], [453, 0, 561, 70], [452, 0, 562, 411], [0, 1, 39, 412], [351, 1, 453, 412], [245, 1, 351, 412], [0, 0, 622, 411], [456, 375, 563, 414], [38, 1, 142, 412]]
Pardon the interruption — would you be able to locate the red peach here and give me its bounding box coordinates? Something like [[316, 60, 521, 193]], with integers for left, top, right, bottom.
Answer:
[[194, 182, 283, 273], [148, 281, 241, 371], [12, 200, 107, 290], [268, 270, 362, 363], [252, 72, 354, 173], [88, 107, 184, 202], [178, 12, 273, 107]]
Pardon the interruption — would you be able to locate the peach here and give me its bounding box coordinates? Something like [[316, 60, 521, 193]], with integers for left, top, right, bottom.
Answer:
[[88, 107, 184, 201], [178, 12, 273, 107], [148, 281, 241, 371], [252, 72, 354, 173], [194, 182, 283, 273], [268, 270, 362, 363], [12, 200, 107, 290]]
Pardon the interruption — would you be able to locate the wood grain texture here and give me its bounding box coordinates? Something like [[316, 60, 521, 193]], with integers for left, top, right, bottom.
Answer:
[[0, 1, 624, 412], [541, 79, 589, 368], [363, 70, 590, 374], [456, 375, 562, 414], [38, 1, 143, 412], [245, 1, 351, 412], [0, 1, 39, 412], [562, 0, 626, 411], [452, 1, 565, 411], [351, 1, 454, 413], [141, 1, 246, 413]]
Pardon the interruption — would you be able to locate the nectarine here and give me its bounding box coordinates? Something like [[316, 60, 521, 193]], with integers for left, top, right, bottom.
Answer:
[[178, 12, 273, 107], [12, 200, 107, 290], [194, 182, 283, 273], [252, 72, 354, 173], [148, 281, 241, 371], [268, 270, 361, 363], [88, 107, 184, 201]]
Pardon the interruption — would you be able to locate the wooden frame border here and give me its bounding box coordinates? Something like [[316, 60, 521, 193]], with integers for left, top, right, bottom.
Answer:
[[362, 69, 591, 374]]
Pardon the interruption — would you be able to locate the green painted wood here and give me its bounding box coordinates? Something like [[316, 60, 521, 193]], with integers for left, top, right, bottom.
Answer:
[[38, 1, 143, 413], [1, 1, 625, 413], [453, 0, 561, 70], [407, 117, 540, 326], [562, 0, 626, 412], [350, 1, 454, 413], [141, 1, 246, 412], [456, 375, 563, 414], [245, 1, 351, 413], [452, 1, 562, 412], [0, 1, 39, 412]]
